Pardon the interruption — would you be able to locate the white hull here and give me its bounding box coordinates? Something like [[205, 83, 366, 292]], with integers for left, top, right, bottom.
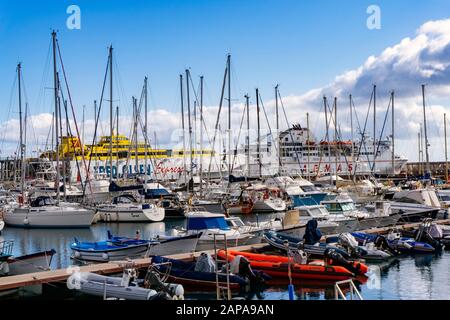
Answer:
[[252, 199, 286, 213], [98, 206, 165, 222], [4, 206, 95, 228], [1, 250, 55, 276], [72, 244, 150, 262]]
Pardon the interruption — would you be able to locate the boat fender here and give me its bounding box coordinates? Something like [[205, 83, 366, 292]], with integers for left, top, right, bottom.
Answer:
[[23, 218, 29, 225], [73, 251, 81, 258], [102, 252, 109, 261]]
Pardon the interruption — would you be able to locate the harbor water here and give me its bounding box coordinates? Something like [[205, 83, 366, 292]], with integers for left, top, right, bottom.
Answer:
[[2, 218, 450, 300]]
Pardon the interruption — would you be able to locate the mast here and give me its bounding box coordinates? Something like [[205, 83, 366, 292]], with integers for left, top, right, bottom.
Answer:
[[199, 75, 204, 196], [418, 132, 421, 176], [185, 70, 193, 187], [349, 94, 355, 181], [323, 96, 332, 185], [144, 76, 148, 181], [17, 63, 25, 202], [275, 85, 281, 176], [116, 105, 119, 178], [179, 74, 187, 184], [445, 113, 448, 183], [52, 30, 61, 204], [391, 91, 395, 176], [133, 97, 138, 178], [422, 84, 431, 177], [82, 105, 85, 158], [245, 94, 250, 179], [256, 88, 261, 179], [334, 97, 338, 185], [373, 84, 376, 174], [419, 124, 423, 176], [227, 54, 231, 182], [306, 112, 311, 181], [109, 45, 113, 183]]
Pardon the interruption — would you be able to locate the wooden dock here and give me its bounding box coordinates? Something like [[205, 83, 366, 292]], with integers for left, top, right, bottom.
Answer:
[[0, 243, 266, 292], [2, 219, 450, 293]]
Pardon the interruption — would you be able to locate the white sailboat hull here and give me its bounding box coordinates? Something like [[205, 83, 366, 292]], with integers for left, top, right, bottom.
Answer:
[[98, 205, 165, 222], [4, 206, 95, 228]]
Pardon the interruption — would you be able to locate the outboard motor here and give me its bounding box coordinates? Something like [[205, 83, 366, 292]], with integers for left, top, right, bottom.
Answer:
[[338, 233, 363, 257], [195, 253, 216, 272], [231, 255, 267, 294], [324, 248, 362, 276]]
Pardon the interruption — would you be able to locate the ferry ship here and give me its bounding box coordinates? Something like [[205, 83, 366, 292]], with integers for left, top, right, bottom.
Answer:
[[42, 124, 407, 182]]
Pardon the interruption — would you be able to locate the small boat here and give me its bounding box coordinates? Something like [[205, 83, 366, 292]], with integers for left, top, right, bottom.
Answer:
[[217, 250, 364, 281], [0, 220, 4, 233], [263, 231, 351, 259], [175, 212, 259, 251], [96, 194, 165, 222], [71, 231, 200, 262], [151, 255, 257, 292], [1, 241, 55, 276], [351, 232, 437, 254], [67, 266, 184, 300]]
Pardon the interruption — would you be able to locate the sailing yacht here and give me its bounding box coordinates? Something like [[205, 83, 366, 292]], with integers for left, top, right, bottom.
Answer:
[[96, 194, 165, 222], [4, 196, 95, 228]]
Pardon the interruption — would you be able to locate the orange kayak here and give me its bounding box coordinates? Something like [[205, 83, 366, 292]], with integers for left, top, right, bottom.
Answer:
[[218, 250, 368, 279]]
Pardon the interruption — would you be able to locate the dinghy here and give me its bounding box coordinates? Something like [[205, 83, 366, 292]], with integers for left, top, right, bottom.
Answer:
[[67, 267, 184, 300], [351, 232, 438, 254], [218, 250, 364, 281], [71, 231, 200, 262]]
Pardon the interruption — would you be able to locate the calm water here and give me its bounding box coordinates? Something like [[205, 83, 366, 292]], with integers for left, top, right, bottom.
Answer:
[[2, 218, 450, 300]]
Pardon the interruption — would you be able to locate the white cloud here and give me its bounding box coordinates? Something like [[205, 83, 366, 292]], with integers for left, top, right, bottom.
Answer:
[[3, 18, 450, 162]]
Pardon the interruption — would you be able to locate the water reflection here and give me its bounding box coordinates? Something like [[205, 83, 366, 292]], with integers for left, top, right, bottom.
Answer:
[[2, 219, 450, 300]]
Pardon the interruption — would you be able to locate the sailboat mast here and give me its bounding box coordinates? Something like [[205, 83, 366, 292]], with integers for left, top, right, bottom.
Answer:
[[422, 84, 431, 177], [373, 84, 376, 174], [116, 105, 119, 178], [144, 76, 148, 181], [334, 97, 338, 184], [179, 74, 187, 184], [109, 45, 113, 183], [17, 63, 25, 201], [307, 112, 311, 181], [245, 94, 250, 179], [349, 95, 355, 179], [133, 97, 139, 177], [445, 113, 448, 183], [227, 55, 231, 182], [391, 91, 395, 176], [323, 96, 331, 185], [275, 85, 281, 176], [199, 75, 204, 196], [256, 88, 261, 179], [52, 31, 60, 204], [185, 70, 193, 185]]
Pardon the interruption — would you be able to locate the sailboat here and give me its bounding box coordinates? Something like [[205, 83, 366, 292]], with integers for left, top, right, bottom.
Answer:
[[4, 32, 96, 228]]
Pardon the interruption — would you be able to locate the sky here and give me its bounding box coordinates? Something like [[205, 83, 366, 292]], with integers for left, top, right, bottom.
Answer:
[[2, 0, 450, 161]]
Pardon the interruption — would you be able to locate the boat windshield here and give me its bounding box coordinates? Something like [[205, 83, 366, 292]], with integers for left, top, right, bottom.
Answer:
[[188, 217, 230, 230], [340, 202, 356, 211], [300, 185, 318, 192], [30, 197, 56, 207]]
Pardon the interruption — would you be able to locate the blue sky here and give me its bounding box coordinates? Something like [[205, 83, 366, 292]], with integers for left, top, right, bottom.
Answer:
[[2, 0, 450, 159]]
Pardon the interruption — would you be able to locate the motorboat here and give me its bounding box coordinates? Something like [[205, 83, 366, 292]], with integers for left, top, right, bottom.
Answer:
[[174, 212, 258, 250], [0, 240, 55, 276], [71, 231, 200, 262]]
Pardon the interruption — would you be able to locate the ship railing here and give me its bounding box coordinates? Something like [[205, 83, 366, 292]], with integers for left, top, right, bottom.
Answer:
[[334, 279, 363, 300]]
